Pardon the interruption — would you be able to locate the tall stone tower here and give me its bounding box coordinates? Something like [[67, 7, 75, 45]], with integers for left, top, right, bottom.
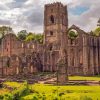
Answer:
[[43, 2, 68, 71]]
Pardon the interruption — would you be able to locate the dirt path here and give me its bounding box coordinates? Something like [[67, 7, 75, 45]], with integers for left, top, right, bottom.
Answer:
[[1, 74, 100, 85]]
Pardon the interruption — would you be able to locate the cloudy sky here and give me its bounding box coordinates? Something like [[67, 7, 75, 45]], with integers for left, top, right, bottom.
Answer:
[[0, 0, 100, 33]]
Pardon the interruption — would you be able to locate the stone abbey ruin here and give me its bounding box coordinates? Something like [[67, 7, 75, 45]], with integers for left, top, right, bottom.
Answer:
[[0, 2, 100, 77]]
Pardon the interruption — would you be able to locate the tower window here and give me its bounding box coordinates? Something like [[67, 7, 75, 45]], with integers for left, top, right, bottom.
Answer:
[[50, 15, 55, 24], [50, 31, 53, 36], [50, 45, 53, 51], [71, 40, 73, 45], [7, 48, 8, 52]]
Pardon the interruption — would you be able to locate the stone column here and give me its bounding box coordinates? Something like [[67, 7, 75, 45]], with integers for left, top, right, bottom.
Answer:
[[16, 67, 19, 74], [82, 36, 89, 75], [57, 55, 68, 85], [89, 47, 94, 75], [56, 32, 68, 85], [95, 39, 99, 75], [74, 47, 79, 75], [50, 52, 53, 72]]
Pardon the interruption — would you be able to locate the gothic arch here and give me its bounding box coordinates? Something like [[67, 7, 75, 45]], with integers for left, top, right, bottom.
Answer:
[[67, 25, 87, 36], [50, 15, 55, 24], [47, 43, 53, 51]]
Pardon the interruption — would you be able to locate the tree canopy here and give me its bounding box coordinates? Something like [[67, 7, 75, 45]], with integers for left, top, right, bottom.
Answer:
[[68, 29, 78, 40], [17, 30, 28, 40], [0, 26, 44, 44], [17, 30, 43, 43], [25, 33, 43, 43], [0, 26, 12, 44], [25, 33, 35, 41], [34, 34, 43, 43], [93, 27, 100, 36]]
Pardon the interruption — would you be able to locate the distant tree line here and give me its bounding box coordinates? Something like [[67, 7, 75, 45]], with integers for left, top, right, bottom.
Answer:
[[0, 26, 43, 44], [0, 25, 100, 45]]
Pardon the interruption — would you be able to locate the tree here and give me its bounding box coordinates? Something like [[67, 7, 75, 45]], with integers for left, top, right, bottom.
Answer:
[[0, 26, 12, 44], [68, 29, 78, 40], [25, 33, 43, 43], [17, 30, 28, 40], [93, 27, 100, 36], [25, 33, 35, 42], [0, 26, 12, 36], [34, 34, 43, 43]]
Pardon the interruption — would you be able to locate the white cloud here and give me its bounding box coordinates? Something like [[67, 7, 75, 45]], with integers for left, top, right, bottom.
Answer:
[[0, 0, 99, 33], [68, 0, 100, 32], [0, 0, 14, 4]]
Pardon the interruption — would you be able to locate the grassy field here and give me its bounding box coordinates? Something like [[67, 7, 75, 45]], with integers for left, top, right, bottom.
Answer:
[[31, 84, 100, 100], [1, 76, 100, 100], [69, 76, 100, 81]]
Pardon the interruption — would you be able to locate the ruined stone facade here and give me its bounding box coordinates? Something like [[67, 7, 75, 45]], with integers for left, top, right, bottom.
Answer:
[[43, 2, 100, 76], [0, 32, 43, 76], [67, 25, 100, 76], [0, 2, 100, 77]]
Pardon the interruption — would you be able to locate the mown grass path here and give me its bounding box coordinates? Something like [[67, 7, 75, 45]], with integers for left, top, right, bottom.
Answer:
[[69, 76, 100, 81]]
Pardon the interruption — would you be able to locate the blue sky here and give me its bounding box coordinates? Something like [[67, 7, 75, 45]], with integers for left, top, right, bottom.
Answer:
[[0, 0, 99, 33], [69, 6, 89, 15]]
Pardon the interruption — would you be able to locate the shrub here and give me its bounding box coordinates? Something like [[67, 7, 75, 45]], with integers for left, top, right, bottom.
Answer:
[[3, 93, 14, 100], [12, 81, 30, 100], [0, 95, 3, 100], [80, 96, 92, 100]]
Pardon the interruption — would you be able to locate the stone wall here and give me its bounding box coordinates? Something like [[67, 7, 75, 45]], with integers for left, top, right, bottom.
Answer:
[[0, 33, 43, 76], [0, 53, 43, 76], [0, 2, 100, 77], [67, 25, 100, 76]]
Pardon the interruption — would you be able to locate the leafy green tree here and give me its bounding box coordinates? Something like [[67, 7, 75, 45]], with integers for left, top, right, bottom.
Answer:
[[34, 34, 43, 43], [93, 27, 100, 36], [17, 30, 28, 40], [17, 30, 43, 43], [0, 26, 12, 36], [25, 33, 35, 42], [0, 26, 12, 44], [68, 30, 78, 40], [26, 33, 43, 43]]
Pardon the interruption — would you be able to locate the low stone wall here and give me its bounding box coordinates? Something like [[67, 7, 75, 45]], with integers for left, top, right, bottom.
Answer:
[[0, 53, 42, 77], [3, 66, 18, 76]]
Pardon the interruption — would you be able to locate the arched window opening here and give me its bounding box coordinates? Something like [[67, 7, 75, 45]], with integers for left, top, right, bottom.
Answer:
[[68, 29, 78, 40], [7, 48, 8, 52], [71, 49, 74, 66], [7, 58, 10, 67], [50, 31, 53, 36], [71, 39, 73, 45], [50, 15, 55, 24], [50, 46, 52, 51], [49, 45, 53, 51]]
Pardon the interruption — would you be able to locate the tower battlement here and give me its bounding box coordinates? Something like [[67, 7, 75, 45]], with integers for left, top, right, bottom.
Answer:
[[45, 2, 66, 8]]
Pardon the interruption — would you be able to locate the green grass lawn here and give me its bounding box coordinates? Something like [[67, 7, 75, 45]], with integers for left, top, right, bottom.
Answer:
[[31, 84, 100, 100], [1, 76, 100, 100], [69, 76, 100, 81]]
